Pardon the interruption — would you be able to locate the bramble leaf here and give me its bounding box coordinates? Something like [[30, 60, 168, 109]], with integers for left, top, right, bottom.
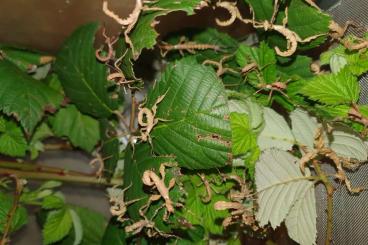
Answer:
[[320, 44, 368, 76], [146, 57, 232, 169], [55, 22, 118, 118], [0, 60, 62, 132], [236, 42, 277, 84], [123, 144, 182, 232], [255, 149, 317, 245], [287, 0, 331, 39], [257, 107, 295, 151], [0, 192, 28, 234], [301, 69, 360, 105], [43, 208, 73, 245], [29, 123, 53, 160], [290, 108, 319, 150], [101, 220, 126, 245], [180, 175, 229, 235], [330, 130, 368, 162], [129, 0, 204, 59], [0, 46, 53, 72], [230, 112, 258, 156], [0, 117, 27, 157], [50, 105, 100, 152]]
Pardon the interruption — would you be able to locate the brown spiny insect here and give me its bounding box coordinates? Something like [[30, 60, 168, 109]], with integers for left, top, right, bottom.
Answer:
[[255, 78, 291, 101], [159, 37, 221, 56]]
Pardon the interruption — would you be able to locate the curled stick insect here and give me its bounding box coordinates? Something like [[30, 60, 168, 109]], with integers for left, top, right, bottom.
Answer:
[[141, 163, 181, 221], [215, 1, 324, 57], [108, 183, 142, 222], [202, 55, 238, 77], [135, 91, 169, 145], [159, 36, 221, 56], [95, 27, 118, 62]]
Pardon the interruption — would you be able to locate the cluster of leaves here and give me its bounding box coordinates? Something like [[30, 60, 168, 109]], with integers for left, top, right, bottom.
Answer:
[[1, 0, 368, 245]]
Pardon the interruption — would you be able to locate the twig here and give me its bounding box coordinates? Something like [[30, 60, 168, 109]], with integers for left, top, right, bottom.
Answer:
[[0, 167, 122, 186], [312, 160, 334, 245], [0, 175, 23, 245], [130, 91, 137, 133]]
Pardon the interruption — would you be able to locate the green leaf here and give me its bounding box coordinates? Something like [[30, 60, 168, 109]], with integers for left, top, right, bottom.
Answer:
[[244, 0, 273, 21], [100, 119, 120, 179], [43, 208, 73, 245], [69, 209, 83, 245], [0, 46, 53, 72], [257, 107, 295, 151], [129, 0, 204, 59], [0, 192, 28, 234], [287, 0, 331, 39], [55, 22, 118, 118], [230, 112, 258, 156], [50, 105, 100, 152], [102, 220, 126, 245], [0, 60, 62, 132], [71, 207, 106, 245], [54, 206, 107, 245], [228, 98, 264, 132], [146, 57, 232, 169], [277, 55, 313, 79], [301, 68, 360, 105], [42, 195, 65, 210], [29, 123, 53, 160], [180, 176, 229, 235], [236, 42, 277, 84], [0, 117, 27, 157], [320, 44, 368, 76], [255, 149, 316, 244], [123, 144, 181, 232]]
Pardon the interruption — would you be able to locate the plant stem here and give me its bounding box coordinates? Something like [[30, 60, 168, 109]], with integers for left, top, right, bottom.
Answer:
[[312, 160, 334, 245], [0, 175, 23, 245], [130, 91, 136, 133], [0, 161, 84, 176], [0, 162, 122, 186]]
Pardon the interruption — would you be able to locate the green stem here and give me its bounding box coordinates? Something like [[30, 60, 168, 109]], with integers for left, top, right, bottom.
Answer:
[[313, 160, 334, 245], [0, 162, 122, 186]]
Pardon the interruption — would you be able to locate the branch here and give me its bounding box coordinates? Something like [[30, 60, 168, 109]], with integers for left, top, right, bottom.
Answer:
[[0, 162, 122, 186], [0, 175, 23, 245], [312, 160, 334, 245]]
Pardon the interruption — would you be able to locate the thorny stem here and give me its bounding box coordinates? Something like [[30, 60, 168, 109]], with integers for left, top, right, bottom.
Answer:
[[0, 175, 23, 245], [130, 91, 137, 133], [312, 160, 334, 245], [0, 161, 122, 186]]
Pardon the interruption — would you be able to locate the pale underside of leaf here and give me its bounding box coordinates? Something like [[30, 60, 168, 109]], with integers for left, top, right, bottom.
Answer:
[[290, 108, 319, 150], [330, 130, 368, 161], [257, 108, 295, 151], [255, 149, 314, 229], [285, 187, 317, 245]]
